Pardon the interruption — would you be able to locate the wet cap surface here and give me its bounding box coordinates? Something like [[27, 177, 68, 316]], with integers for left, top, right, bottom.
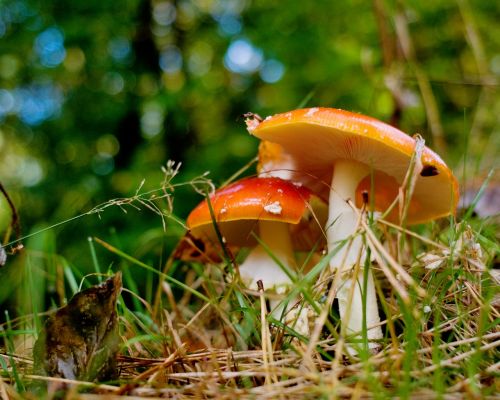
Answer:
[[250, 107, 459, 224], [187, 176, 327, 248]]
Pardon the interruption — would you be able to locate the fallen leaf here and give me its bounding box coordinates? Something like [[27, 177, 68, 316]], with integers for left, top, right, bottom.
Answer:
[[33, 273, 122, 382]]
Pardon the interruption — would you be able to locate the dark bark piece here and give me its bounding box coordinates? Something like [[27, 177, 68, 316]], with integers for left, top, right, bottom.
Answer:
[[33, 273, 122, 382]]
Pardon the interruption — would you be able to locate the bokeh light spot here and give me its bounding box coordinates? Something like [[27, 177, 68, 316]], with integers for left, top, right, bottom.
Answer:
[[34, 26, 66, 68], [63, 47, 86, 72], [215, 13, 242, 36], [20, 157, 44, 186], [96, 134, 120, 156], [188, 41, 213, 76], [159, 46, 182, 74], [0, 54, 21, 79], [259, 59, 285, 83], [153, 2, 177, 26], [141, 103, 165, 139], [108, 37, 132, 64], [91, 153, 114, 175], [0, 89, 15, 118], [102, 71, 125, 95], [224, 39, 263, 74], [13, 84, 64, 126]]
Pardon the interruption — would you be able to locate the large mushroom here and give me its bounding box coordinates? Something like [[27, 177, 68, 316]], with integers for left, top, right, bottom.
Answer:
[[186, 176, 327, 333], [247, 107, 459, 347]]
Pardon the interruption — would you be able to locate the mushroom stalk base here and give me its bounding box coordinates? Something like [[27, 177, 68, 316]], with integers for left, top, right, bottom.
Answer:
[[238, 220, 309, 335], [239, 220, 295, 293], [327, 159, 383, 348]]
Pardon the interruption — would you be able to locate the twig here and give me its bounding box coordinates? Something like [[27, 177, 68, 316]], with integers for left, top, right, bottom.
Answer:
[[420, 339, 500, 374], [0, 182, 22, 260], [352, 202, 426, 298], [0, 378, 11, 400], [258, 280, 276, 386], [364, 233, 410, 303], [134, 345, 185, 382]]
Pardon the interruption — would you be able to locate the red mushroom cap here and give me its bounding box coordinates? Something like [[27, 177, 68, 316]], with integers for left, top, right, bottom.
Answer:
[[187, 177, 327, 249], [251, 107, 459, 224]]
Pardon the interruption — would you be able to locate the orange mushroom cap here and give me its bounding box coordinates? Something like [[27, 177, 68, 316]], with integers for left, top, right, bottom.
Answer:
[[250, 107, 459, 225], [187, 176, 327, 249]]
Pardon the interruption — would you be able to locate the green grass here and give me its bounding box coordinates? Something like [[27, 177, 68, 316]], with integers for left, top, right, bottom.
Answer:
[[0, 167, 498, 399]]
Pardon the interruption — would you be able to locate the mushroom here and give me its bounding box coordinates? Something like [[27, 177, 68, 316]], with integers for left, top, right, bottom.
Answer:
[[186, 176, 327, 334], [247, 107, 459, 348]]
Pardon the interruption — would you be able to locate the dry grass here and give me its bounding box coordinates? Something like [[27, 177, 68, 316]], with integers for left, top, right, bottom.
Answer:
[[0, 159, 498, 399], [1, 208, 498, 399]]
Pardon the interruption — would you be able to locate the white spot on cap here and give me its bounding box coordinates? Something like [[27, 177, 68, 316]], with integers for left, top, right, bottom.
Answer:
[[305, 107, 319, 117], [277, 188, 283, 193], [264, 201, 282, 215], [264, 115, 272, 121], [285, 112, 292, 120], [220, 207, 227, 214]]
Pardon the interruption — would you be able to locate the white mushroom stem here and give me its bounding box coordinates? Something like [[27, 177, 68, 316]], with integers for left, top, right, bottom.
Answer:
[[326, 159, 383, 347], [239, 220, 309, 335]]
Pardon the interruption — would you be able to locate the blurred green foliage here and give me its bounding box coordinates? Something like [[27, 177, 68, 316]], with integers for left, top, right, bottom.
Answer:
[[0, 0, 498, 312]]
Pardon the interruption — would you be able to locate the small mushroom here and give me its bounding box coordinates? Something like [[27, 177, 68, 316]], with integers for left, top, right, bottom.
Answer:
[[186, 176, 327, 334], [248, 107, 459, 348]]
